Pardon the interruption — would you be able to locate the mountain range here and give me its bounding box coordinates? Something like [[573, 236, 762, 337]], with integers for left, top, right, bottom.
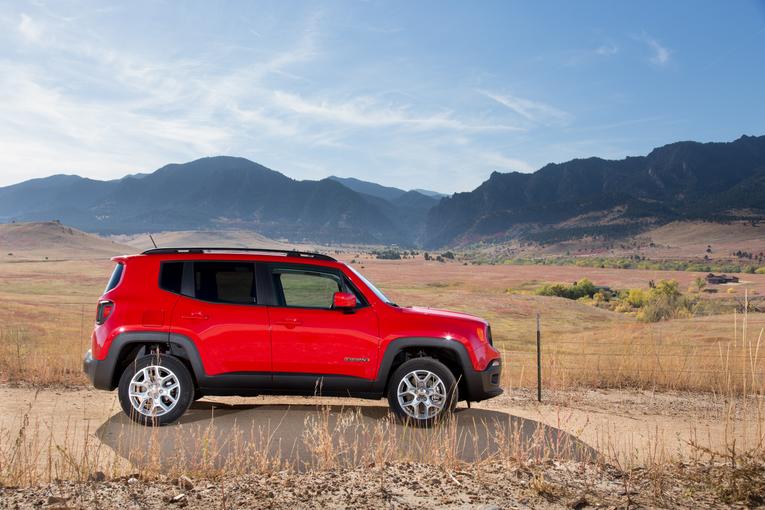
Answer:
[[1, 134, 764, 248], [0, 157, 439, 245]]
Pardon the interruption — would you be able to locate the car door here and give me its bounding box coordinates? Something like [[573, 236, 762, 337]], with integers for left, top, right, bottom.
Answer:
[[170, 260, 271, 378], [267, 264, 380, 388]]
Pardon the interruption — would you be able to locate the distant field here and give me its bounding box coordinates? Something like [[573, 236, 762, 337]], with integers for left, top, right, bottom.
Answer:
[[475, 220, 765, 265]]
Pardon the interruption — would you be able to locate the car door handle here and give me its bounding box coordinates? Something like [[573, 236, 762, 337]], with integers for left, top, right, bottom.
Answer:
[[274, 318, 302, 328], [181, 312, 209, 320]]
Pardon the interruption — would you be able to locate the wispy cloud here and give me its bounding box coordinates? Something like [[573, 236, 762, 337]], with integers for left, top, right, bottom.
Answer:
[[640, 33, 671, 66], [480, 152, 535, 173], [595, 43, 619, 56], [18, 13, 42, 42], [478, 90, 572, 127], [272, 91, 521, 132]]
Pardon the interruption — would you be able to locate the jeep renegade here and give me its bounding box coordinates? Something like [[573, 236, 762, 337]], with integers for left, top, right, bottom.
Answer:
[[83, 248, 502, 426]]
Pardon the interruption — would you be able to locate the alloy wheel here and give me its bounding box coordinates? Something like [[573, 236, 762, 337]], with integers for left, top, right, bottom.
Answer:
[[396, 369, 448, 420], [128, 365, 181, 417]]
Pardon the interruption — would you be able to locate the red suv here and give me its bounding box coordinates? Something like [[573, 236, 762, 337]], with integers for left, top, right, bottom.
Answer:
[[83, 248, 502, 426]]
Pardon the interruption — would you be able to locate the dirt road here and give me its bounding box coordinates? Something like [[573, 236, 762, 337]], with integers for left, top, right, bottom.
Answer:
[[1, 384, 758, 474]]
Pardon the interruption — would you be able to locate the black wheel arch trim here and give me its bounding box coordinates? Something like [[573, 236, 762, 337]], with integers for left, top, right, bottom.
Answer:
[[372, 336, 501, 401], [84, 331, 206, 391]]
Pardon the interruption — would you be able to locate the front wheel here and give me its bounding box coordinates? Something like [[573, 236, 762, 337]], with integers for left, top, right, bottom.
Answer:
[[387, 357, 458, 427], [118, 354, 194, 426]]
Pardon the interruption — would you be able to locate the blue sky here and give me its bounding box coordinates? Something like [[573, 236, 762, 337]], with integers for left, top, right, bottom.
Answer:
[[1, 1, 764, 192]]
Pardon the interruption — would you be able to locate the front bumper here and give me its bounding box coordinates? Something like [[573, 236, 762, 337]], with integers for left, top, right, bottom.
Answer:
[[463, 360, 503, 402], [82, 349, 113, 390]]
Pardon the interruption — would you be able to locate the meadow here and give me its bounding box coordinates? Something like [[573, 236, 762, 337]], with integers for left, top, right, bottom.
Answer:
[[2, 254, 765, 392]]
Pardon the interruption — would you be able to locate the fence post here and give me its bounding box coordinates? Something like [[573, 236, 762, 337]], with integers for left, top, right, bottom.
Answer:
[[536, 313, 542, 402]]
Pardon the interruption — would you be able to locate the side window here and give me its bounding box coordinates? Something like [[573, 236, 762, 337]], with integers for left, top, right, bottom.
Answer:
[[159, 262, 183, 294], [193, 262, 256, 304], [104, 263, 124, 293], [273, 269, 341, 309]]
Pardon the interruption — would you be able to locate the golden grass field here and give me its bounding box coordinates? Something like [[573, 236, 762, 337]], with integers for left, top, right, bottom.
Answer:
[[2, 248, 765, 393]]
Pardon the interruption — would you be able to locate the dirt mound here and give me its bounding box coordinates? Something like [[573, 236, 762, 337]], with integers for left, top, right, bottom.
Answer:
[[0, 221, 132, 260]]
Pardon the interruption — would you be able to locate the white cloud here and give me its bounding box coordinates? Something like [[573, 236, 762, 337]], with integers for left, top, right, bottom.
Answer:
[[480, 152, 535, 173], [18, 13, 42, 42], [641, 34, 671, 65], [478, 89, 572, 127], [272, 91, 522, 132], [595, 43, 619, 56], [0, 5, 527, 192]]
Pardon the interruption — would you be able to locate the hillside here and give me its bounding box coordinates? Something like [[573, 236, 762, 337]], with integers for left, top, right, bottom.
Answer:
[[424, 135, 765, 247], [0, 221, 132, 260], [0, 157, 432, 246]]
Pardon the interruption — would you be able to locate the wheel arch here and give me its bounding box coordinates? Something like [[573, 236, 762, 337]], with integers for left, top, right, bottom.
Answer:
[[373, 337, 473, 399], [102, 332, 205, 390]]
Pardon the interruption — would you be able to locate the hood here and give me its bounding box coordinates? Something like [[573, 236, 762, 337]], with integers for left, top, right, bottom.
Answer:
[[405, 306, 487, 325]]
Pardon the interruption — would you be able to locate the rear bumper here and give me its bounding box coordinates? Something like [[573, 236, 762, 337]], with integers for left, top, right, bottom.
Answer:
[[463, 360, 503, 402], [82, 350, 113, 390]]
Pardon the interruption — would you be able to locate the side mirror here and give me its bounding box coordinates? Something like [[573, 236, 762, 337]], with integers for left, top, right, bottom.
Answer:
[[332, 291, 357, 309]]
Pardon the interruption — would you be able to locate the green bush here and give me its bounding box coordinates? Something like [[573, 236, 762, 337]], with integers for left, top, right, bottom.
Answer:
[[374, 250, 401, 260], [537, 278, 597, 300]]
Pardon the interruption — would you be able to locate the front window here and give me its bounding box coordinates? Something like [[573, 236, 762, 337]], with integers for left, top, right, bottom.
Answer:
[[273, 269, 342, 309], [347, 265, 395, 305]]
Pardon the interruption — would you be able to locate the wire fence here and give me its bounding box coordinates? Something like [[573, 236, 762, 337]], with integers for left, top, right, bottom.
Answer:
[[1, 301, 764, 395], [498, 313, 765, 398]]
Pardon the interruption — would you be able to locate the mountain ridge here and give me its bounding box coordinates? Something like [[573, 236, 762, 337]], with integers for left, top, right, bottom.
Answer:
[[1, 135, 764, 248], [424, 134, 765, 247]]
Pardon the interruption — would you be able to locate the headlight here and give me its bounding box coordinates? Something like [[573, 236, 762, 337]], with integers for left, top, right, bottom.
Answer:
[[488, 359, 501, 368]]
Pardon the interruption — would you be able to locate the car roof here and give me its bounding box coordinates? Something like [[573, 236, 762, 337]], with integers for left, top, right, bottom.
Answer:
[[113, 247, 343, 268], [141, 247, 336, 261]]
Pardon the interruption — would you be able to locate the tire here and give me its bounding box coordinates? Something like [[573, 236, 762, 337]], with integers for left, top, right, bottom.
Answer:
[[387, 357, 458, 427], [118, 354, 194, 426]]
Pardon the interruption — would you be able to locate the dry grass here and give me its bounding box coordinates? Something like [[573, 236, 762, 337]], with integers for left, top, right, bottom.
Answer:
[[1, 252, 764, 504], [2, 257, 765, 393]]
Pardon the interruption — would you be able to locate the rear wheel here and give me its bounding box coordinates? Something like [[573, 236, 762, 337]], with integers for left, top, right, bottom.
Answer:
[[387, 357, 458, 427], [118, 354, 193, 426]]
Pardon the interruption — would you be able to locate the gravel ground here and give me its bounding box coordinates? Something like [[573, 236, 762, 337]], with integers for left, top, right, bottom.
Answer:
[[2, 459, 764, 509]]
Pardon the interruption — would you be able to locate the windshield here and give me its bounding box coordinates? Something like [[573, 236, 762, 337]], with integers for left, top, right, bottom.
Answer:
[[347, 265, 396, 306]]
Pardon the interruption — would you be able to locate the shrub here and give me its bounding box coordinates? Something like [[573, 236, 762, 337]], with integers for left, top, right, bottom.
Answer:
[[537, 278, 597, 300], [756, 267, 765, 274], [623, 288, 649, 308], [374, 250, 401, 260]]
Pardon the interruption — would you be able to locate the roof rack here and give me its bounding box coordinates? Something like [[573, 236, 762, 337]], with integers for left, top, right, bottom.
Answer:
[[141, 247, 336, 262]]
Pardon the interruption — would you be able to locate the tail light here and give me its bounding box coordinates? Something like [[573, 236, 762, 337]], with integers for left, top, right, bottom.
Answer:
[[96, 300, 114, 325]]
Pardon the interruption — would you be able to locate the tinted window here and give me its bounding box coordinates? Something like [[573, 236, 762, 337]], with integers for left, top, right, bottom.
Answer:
[[274, 269, 341, 308], [159, 262, 184, 294], [104, 263, 124, 293], [194, 262, 256, 304]]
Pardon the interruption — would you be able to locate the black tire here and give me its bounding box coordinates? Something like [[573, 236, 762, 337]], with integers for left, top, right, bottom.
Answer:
[[387, 357, 458, 427], [118, 354, 194, 426]]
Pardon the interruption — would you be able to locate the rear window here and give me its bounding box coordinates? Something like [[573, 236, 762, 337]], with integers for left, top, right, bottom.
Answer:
[[104, 263, 124, 293], [194, 262, 256, 304], [160, 262, 184, 294]]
